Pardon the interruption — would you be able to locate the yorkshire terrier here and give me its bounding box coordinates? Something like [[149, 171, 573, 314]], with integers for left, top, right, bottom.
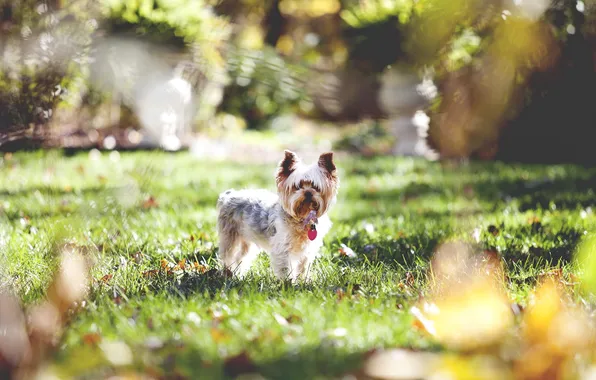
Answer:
[[217, 150, 339, 282]]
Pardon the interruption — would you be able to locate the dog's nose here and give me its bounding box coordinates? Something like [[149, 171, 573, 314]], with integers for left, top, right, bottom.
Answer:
[[305, 191, 313, 199]]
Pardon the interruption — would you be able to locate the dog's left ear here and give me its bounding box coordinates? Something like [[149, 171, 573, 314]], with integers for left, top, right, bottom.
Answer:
[[318, 152, 336, 173]]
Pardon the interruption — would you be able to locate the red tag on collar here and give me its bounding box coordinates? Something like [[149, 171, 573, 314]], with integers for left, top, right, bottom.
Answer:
[[307, 224, 317, 241]]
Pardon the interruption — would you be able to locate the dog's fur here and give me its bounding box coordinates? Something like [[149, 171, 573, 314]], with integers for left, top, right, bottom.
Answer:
[[216, 150, 339, 281]]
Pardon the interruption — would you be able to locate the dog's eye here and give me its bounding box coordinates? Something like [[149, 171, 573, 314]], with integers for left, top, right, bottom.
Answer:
[[312, 185, 320, 192], [293, 184, 300, 191]]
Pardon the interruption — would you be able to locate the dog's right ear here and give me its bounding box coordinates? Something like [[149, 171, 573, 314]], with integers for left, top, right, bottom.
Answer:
[[276, 150, 298, 186]]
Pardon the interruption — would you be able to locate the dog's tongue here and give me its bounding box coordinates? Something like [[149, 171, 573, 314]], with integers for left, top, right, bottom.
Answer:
[[307, 224, 317, 241]]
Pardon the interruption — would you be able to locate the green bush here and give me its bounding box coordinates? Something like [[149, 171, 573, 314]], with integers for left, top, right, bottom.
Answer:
[[218, 46, 310, 130]]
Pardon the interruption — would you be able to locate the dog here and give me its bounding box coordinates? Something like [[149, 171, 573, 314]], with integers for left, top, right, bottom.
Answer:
[[216, 150, 339, 282]]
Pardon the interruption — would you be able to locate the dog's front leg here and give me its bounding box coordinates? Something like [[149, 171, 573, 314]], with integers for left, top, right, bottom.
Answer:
[[270, 243, 291, 280]]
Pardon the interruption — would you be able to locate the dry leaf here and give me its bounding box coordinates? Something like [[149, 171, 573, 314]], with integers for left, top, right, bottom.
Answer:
[[142, 196, 159, 209], [528, 216, 541, 224], [339, 244, 357, 258], [272, 313, 288, 327], [362, 349, 439, 380], [99, 341, 133, 367], [192, 262, 208, 273], [285, 314, 302, 324], [210, 328, 230, 343], [100, 274, 113, 283], [142, 269, 159, 278], [0, 291, 30, 374], [410, 303, 438, 336], [82, 333, 102, 346]]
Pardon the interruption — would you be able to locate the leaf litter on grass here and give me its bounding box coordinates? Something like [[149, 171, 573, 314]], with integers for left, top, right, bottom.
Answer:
[[360, 239, 596, 380], [7, 152, 596, 379]]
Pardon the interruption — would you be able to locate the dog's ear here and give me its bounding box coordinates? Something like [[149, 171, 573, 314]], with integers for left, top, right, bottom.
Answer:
[[318, 152, 336, 173], [276, 150, 298, 185]]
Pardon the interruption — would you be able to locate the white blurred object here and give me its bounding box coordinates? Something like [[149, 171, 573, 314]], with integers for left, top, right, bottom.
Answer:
[[89, 37, 227, 151], [378, 68, 430, 115], [387, 110, 437, 159], [507, 0, 550, 20], [379, 67, 438, 159], [135, 69, 194, 151]]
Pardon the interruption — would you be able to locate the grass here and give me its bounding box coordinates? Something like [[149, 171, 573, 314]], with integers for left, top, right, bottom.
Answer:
[[2, 150, 596, 379]]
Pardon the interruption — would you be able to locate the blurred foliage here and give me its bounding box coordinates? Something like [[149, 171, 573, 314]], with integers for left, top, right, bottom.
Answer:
[[340, 0, 413, 27], [2, 0, 596, 159], [217, 47, 310, 129], [333, 121, 395, 156], [0, 0, 99, 143], [575, 233, 596, 297], [101, 0, 230, 77]]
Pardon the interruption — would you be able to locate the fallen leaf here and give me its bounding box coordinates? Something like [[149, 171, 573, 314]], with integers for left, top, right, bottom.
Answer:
[[210, 328, 229, 343], [142, 270, 159, 278], [100, 274, 113, 283], [192, 262, 208, 273], [339, 243, 357, 258], [223, 352, 258, 378], [0, 291, 29, 374], [285, 314, 302, 324], [99, 341, 133, 366], [362, 349, 439, 380], [272, 313, 288, 327], [142, 196, 159, 209], [82, 333, 102, 346], [410, 304, 437, 336]]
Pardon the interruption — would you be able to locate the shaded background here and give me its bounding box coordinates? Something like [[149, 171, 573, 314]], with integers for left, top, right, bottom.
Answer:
[[1, 0, 595, 164]]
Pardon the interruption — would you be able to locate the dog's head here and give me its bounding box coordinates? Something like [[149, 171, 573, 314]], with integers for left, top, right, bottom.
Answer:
[[275, 150, 339, 220]]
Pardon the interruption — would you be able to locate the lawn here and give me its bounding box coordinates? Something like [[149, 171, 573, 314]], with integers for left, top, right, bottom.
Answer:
[[2, 150, 596, 379]]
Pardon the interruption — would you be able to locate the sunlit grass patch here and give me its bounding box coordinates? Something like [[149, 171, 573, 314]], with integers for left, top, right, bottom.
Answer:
[[2, 150, 596, 378]]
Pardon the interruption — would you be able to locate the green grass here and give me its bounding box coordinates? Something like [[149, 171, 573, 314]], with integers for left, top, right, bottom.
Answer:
[[2, 150, 596, 379]]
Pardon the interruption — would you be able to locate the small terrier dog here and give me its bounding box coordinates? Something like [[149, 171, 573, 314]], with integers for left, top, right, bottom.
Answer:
[[217, 150, 339, 281]]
